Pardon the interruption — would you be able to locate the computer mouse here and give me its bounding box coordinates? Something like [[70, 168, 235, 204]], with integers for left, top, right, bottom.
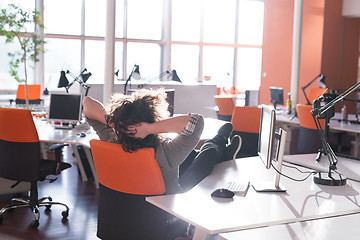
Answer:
[[79, 132, 86, 137], [211, 188, 234, 198]]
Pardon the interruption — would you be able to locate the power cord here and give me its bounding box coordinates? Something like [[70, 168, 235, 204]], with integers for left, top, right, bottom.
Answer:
[[271, 161, 323, 182]]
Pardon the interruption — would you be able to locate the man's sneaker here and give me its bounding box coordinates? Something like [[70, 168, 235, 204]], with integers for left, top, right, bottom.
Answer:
[[217, 123, 233, 140], [226, 135, 242, 160]]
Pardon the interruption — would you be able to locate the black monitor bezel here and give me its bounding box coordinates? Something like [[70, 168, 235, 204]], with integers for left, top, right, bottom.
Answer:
[[48, 93, 82, 124], [257, 105, 276, 169], [270, 87, 284, 109]]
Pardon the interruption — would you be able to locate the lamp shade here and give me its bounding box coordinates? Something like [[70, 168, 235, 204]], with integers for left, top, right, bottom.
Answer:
[[171, 70, 182, 83], [318, 74, 326, 88], [82, 72, 92, 83], [58, 71, 69, 88], [132, 65, 141, 80]]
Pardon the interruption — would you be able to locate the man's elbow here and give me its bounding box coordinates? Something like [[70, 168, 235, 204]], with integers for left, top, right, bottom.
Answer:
[[82, 96, 91, 117]]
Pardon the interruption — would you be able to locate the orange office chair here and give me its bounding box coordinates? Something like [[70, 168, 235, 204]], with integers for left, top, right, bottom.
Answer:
[[214, 95, 235, 121], [296, 104, 325, 153], [0, 107, 71, 228], [13, 84, 42, 105], [90, 139, 177, 240], [306, 88, 328, 105], [231, 106, 261, 158]]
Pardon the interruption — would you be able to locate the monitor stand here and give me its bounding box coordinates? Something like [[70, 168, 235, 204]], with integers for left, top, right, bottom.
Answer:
[[252, 128, 287, 192], [53, 122, 75, 129]]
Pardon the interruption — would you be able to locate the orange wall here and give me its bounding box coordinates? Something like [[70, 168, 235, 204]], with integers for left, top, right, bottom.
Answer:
[[298, 0, 325, 105], [260, 0, 294, 105], [321, 0, 344, 91], [338, 17, 360, 113], [260, 0, 359, 111]]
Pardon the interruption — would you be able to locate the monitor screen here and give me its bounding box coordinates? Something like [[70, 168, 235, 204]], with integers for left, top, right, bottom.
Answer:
[[48, 93, 82, 124], [253, 105, 287, 192], [270, 87, 284, 109], [258, 105, 276, 169]]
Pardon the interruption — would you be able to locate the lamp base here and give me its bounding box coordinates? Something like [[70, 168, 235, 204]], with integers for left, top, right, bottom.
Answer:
[[313, 171, 347, 186]]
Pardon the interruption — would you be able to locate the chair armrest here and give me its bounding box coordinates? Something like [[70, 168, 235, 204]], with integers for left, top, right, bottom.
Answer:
[[49, 143, 69, 175], [49, 143, 69, 162]]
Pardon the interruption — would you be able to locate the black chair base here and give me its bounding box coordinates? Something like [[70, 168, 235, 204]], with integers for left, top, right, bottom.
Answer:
[[97, 184, 185, 240], [0, 195, 69, 228]]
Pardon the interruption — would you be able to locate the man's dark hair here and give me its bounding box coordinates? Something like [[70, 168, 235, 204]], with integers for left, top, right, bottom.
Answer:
[[106, 88, 170, 152]]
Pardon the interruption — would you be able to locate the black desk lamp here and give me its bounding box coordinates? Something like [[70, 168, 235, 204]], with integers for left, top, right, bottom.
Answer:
[[302, 74, 326, 105], [124, 64, 141, 94], [58, 68, 92, 96], [310, 79, 360, 186], [137, 69, 182, 89]]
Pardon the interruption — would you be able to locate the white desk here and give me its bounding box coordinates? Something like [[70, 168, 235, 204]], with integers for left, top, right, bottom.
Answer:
[[283, 153, 360, 182], [34, 118, 100, 188], [146, 156, 360, 240], [276, 112, 360, 156], [219, 212, 360, 240]]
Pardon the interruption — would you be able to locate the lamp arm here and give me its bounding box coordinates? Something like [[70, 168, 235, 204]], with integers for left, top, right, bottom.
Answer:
[[124, 70, 133, 94], [302, 74, 322, 105], [142, 71, 170, 87], [65, 70, 90, 94], [312, 115, 338, 169], [314, 80, 360, 118]]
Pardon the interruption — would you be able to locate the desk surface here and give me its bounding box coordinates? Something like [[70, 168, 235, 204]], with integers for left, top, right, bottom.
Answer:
[[35, 119, 97, 147], [146, 156, 360, 239], [277, 111, 360, 133], [283, 153, 360, 182], [219, 212, 360, 240]]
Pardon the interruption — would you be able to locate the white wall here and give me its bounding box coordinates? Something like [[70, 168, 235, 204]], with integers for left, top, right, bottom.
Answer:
[[343, 0, 360, 17], [88, 82, 218, 118]]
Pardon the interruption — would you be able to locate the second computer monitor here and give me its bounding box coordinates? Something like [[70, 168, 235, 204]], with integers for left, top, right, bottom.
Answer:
[[270, 87, 284, 109], [48, 93, 82, 127]]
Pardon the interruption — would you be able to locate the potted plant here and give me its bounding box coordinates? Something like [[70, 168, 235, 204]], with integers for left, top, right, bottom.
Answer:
[[0, 4, 45, 108]]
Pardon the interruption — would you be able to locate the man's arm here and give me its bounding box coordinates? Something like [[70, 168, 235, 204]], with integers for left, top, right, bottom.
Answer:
[[127, 115, 191, 139], [82, 96, 107, 124]]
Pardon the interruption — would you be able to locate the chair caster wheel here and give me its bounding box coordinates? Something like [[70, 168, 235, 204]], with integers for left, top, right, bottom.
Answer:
[[31, 219, 39, 228], [62, 210, 69, 218], [46, 205, 51, 210]]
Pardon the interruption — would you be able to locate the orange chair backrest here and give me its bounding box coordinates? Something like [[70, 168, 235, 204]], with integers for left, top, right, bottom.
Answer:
[[16, 84, 41, 100], [214, 96, 235, 116], [296, 104, 325, 129], [0, 107, 39, 142], [231, 106, 261, 133], [307, 88, 328, 104], [90, 139, 165, 195]]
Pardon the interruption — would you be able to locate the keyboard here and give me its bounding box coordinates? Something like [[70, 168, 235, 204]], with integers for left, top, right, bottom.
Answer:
[[227, 181, 250, 195]]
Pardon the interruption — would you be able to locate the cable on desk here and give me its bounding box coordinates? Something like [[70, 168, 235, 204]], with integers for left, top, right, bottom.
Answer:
[[271, 162, 322, 182]]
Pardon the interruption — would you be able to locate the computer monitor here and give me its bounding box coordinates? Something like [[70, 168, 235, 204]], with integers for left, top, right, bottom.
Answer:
[[252, 105, 287, 192], [270, 87, 284, 109], [48, 93, 82, 128]]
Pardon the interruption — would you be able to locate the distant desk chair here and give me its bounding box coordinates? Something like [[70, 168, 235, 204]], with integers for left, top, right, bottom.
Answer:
[[10, 84, 42, 105], [0, 107, 71, 228], [296, 104, 325, 153], [307, 88, 328, 105], [214, 95, 235, 121], [231, 106, 261, 158], [90, 139, 176, 240]]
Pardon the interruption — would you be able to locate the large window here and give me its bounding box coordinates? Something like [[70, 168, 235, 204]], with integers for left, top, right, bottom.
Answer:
[[0, 0, 36, 89], [0, 0, 264, 92]]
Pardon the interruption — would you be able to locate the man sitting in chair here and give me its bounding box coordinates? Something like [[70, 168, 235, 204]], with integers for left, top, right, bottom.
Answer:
[[83, 89, 241, 194]]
